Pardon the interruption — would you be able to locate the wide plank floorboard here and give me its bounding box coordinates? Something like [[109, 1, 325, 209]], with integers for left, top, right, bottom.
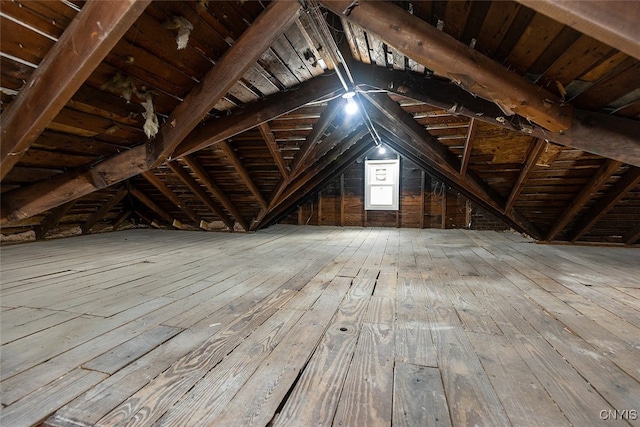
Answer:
[[0, 226, 637, 427]]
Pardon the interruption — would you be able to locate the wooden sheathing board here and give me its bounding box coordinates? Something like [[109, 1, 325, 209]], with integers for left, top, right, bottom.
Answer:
[[282, 157, 473, 230]]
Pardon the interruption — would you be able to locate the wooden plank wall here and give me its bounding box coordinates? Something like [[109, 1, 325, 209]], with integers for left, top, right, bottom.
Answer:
[[282, 156, 473, 229]]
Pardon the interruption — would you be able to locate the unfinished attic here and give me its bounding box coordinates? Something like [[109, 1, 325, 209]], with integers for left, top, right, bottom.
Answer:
[[1, 0, 639, 425]]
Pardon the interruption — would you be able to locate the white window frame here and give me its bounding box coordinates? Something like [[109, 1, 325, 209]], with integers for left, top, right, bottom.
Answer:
[[365, 159, 400, 211]]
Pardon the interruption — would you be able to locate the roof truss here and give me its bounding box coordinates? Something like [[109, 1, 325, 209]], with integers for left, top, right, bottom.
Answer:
[[0, 0, 151, 180], [1, 1, 638, 245]]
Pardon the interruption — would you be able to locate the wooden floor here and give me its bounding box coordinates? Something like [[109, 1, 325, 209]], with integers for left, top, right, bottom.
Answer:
[[1, 226, 639, 427]]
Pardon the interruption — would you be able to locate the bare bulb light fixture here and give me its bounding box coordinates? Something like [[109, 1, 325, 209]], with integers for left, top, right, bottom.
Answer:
[[342, 91, 358, 115]]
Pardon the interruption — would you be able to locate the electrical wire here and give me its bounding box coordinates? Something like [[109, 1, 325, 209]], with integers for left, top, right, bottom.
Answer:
[[302, 0, 384, 148]]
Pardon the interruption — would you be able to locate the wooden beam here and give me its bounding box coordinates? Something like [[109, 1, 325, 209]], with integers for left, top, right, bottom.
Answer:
[[34, 200, 77, 240], [290, 97, 344, 178], [0, 0, 151, 180], [0, 143, 147, 225], [261, 139, 376, 228], [112, 210, 132, 231], [252, 178, 290, 231], [515, 0, 640, 60], [459, 118, 477, 177], [623, 222, 640, 245], [420, 170, 426, 229], [130, 187, 173, 225], [254, 127, 371, 230], [166, 161, 234, 230], [259, 123, 289, 180], [340, 173, 345, 227], [0, 75, 341, 225], [296, 120, 367, 178], [147, 0, 302, 168], [321, 0, 571, 132], [217, 140, 268, 209], [546, 159, 623, 241], [376, 120, 541, 239], [441, 186, 447, 229], [251, 124, 367, 230], [362, 92, 541, 238], [505, 139, 547, 214], [554, 110, 640, 168], [132, 210, 154, 227], [271, 127, 369, 216], [318, 191, 323, 226], [182, 155, 249, 231], [81, 187, 128, 234], [353, 62, 509, 128], [141, 171, 203, 227], [0, 5, 326, 226], [363, 94, 456, 167], [569, 167, 640, 242], [173, 75, 344, 159], [354, 64, 640, 168]]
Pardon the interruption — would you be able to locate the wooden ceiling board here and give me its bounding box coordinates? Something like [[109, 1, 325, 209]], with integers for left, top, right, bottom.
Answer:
[[537, 34, 615, 89], [0, 16, 55, 65], [572, 60, 640, 110], [0, 0, 74, 40], [504, 13, 566, 74], [527, 26, 582, 76], [475, 1, 522, 57]]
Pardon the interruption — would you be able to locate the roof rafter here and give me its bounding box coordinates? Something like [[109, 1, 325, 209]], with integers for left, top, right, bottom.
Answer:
[[34, 200, 78, 240], [362, 92, 541, 238], [569, 167, 640, 242], [354, 64, 640, 168], [141, 171, 205, 228], [251, 120, 367, 230], [217, 140, 268, 210], [166, 162, 235, 230], [624, 222, 640, 245], [459, 118, 478, 177], [290, 97, 344, 178], [174, 76, 344, 159], [0, 0, 151, 180], [252, 178, 289, 232], [1, 145, 147, 225], [259, 123, 289, 180], [182, 155, 249, 231], [112, 210, 133, 231], [147, 0, 302, 168], [261, 138, 376, 228], [505, 138, 548, 214], [296, 120, 367, 179], [130, 187, 174, 226], [377, 126, 538, 238], [515, 0, 640, 60], [81, 187, 128, 234], [255, 126, 369, 229], [0, 2, 308, 225], [546, 159, 623, 241], [320, 0, 571, 132]]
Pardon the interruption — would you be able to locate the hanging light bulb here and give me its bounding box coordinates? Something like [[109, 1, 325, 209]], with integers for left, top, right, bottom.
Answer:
[[378, 145, 386, 154], [342, 91, 358, 115]]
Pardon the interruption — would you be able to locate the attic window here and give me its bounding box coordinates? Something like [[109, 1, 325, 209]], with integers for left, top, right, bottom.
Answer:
[[365, 159, 399, 210]]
